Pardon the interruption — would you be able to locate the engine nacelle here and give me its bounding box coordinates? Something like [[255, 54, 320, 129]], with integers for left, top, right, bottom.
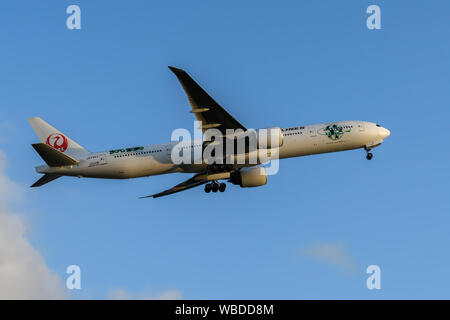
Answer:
[[230, 167, 268, 188]]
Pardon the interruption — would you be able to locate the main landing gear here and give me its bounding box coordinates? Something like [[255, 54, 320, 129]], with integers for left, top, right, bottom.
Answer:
[[204, 181, 226, 193]]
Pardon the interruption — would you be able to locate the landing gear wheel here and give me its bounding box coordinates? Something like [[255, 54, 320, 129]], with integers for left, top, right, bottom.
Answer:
[[204, 183, 211, 193], [366, 152, 373, 160], [211, 182, 219, 193], [219, 183, 226, 192]]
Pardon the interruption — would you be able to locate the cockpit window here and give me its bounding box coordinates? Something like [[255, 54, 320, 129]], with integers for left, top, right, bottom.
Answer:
[[376, 124, 381, 127]]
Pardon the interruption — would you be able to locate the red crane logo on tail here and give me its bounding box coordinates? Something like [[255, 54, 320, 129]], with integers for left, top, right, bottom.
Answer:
[[46, 133, 68, 152]]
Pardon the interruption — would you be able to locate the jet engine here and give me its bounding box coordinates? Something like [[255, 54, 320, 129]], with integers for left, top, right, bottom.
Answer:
[[230, 167, 268, 187]]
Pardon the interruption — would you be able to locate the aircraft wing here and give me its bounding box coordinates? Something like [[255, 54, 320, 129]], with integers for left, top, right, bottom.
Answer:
[[169, 66, 247, 134], [139, 174, 208, 199]]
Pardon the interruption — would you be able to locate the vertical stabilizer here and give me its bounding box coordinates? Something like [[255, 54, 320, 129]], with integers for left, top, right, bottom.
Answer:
[[28, 117, 90, 159]]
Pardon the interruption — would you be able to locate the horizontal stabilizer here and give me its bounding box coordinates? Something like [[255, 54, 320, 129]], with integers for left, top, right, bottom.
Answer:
[[31, 174, 62, 187], [32, 143, 79, 167]]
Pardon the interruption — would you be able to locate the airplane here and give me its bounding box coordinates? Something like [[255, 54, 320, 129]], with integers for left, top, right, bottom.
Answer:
[[29, 66, 390, 198]]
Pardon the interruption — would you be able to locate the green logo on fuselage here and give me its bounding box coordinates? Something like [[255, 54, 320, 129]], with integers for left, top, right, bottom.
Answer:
[[321, 124, 351, 141], [324, 124, 343, 140]]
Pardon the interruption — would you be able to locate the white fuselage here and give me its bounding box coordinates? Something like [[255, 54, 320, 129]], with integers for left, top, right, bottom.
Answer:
[[36, 121, 390, 179]]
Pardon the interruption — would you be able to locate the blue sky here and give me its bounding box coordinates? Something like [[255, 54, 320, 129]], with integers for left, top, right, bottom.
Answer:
[[0, 0, 449, 299]]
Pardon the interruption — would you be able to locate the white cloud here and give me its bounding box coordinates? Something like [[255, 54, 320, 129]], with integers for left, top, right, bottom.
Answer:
[[108, 288, 130, 300], [108, 288, 182, 300], [300, 242, 356, 273], [153, 289, 182, 300], [0, 121, 16, 143], [0, 150, 66, 299]]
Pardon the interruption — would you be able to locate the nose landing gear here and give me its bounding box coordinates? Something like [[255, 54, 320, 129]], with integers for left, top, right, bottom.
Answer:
[[204, 181, 227, 194], [364, 146, 374, 160]]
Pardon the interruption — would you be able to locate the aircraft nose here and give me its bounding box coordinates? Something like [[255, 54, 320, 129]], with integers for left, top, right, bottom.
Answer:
[[379, 127, 390, 139]]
